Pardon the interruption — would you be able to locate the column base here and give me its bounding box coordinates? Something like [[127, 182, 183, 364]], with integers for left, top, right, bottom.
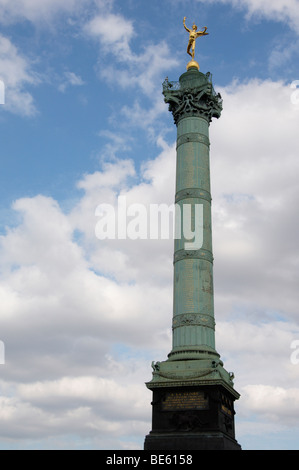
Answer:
[[144, 431, 241, 451], [148, 352, 237, 392]]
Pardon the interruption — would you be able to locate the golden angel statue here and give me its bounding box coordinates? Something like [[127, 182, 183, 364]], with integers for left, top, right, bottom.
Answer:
[[183, 17, 208, 60]]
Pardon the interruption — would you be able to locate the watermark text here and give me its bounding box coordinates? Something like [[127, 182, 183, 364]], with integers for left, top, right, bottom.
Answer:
[[290, 80, 299, 105], [0, 79, 5, 105], [290, 340, 299, 365], [95, 197, 204, 250], [0, 341, 4, 365]]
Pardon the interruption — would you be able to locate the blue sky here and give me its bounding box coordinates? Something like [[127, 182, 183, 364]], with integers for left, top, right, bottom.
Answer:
[[0, 0, 299, 450]]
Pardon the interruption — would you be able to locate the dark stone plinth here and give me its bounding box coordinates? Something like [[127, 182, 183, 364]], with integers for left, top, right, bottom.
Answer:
[[144, 432, 241, 450], [144, 384, 241, 451]]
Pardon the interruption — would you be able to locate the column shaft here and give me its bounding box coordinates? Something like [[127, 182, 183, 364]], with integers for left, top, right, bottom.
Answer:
[[170, 115, 216, 359]]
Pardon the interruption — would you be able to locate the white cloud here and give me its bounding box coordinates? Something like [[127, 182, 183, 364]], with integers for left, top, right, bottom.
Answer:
[[18, 376, 147, 416], [58, 71, 85, 92], [206, 77, 299, 437], [97, 40, 178, 97], [268, 36, 299, 70], [85, 12, 135, 55], [0, 0, 89, 24], [0, 183, 173, 382], [242, 385, 299, 425], [70, 141, 175, 284], [84, 10, 178, 97], [241, 0, 299, 30], [0, 34, 39, 116], [84, 10, 179, 147], [197, 0, 299, 33], [0, 392, 148, 443], [210, 78, 299, 321], [217, 319, 299, 385]]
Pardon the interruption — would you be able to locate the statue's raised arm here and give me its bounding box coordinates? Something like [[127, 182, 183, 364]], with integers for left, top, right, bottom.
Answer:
[[183, 16, 190, 33]]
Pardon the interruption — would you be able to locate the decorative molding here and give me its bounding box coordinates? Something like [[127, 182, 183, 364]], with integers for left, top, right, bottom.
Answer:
[[173, 313, 215, 330], [176, 132, 210, 149], [174, 248, 214, 264], [154, 368, 214, 381], [175, 188, 211, 204]]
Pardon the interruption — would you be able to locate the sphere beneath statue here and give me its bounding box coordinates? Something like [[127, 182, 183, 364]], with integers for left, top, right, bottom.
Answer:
[[187, 59, 200, 71]]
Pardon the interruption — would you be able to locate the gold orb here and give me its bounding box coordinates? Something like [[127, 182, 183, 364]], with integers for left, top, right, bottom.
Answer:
[[186, 59, 200, 71]]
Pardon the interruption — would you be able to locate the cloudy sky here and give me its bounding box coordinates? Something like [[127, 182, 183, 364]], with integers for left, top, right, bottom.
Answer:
[[0, 0, 299, 450]]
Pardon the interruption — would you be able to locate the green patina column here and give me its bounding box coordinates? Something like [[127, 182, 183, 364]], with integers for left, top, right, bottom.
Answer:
[[144, 63, 241, 451], [170, 69, 219, 362]]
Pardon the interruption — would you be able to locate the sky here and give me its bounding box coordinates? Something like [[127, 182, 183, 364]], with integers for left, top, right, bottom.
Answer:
[[0, 0, 299, 450]]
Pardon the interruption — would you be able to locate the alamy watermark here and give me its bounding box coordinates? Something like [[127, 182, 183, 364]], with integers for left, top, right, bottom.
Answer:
[[290, 340, 299, 365], [290, 80, 299, 105], [0, 341, 4, 365], [95, 196, 204, 250], [0, 79, 5, 105]]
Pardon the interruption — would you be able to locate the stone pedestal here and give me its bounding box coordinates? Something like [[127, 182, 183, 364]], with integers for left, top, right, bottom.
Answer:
[[144, 384, 241, 450]]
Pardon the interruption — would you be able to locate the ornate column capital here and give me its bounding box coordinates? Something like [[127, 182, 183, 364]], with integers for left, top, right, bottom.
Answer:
[[162, 70, 222, 125]]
